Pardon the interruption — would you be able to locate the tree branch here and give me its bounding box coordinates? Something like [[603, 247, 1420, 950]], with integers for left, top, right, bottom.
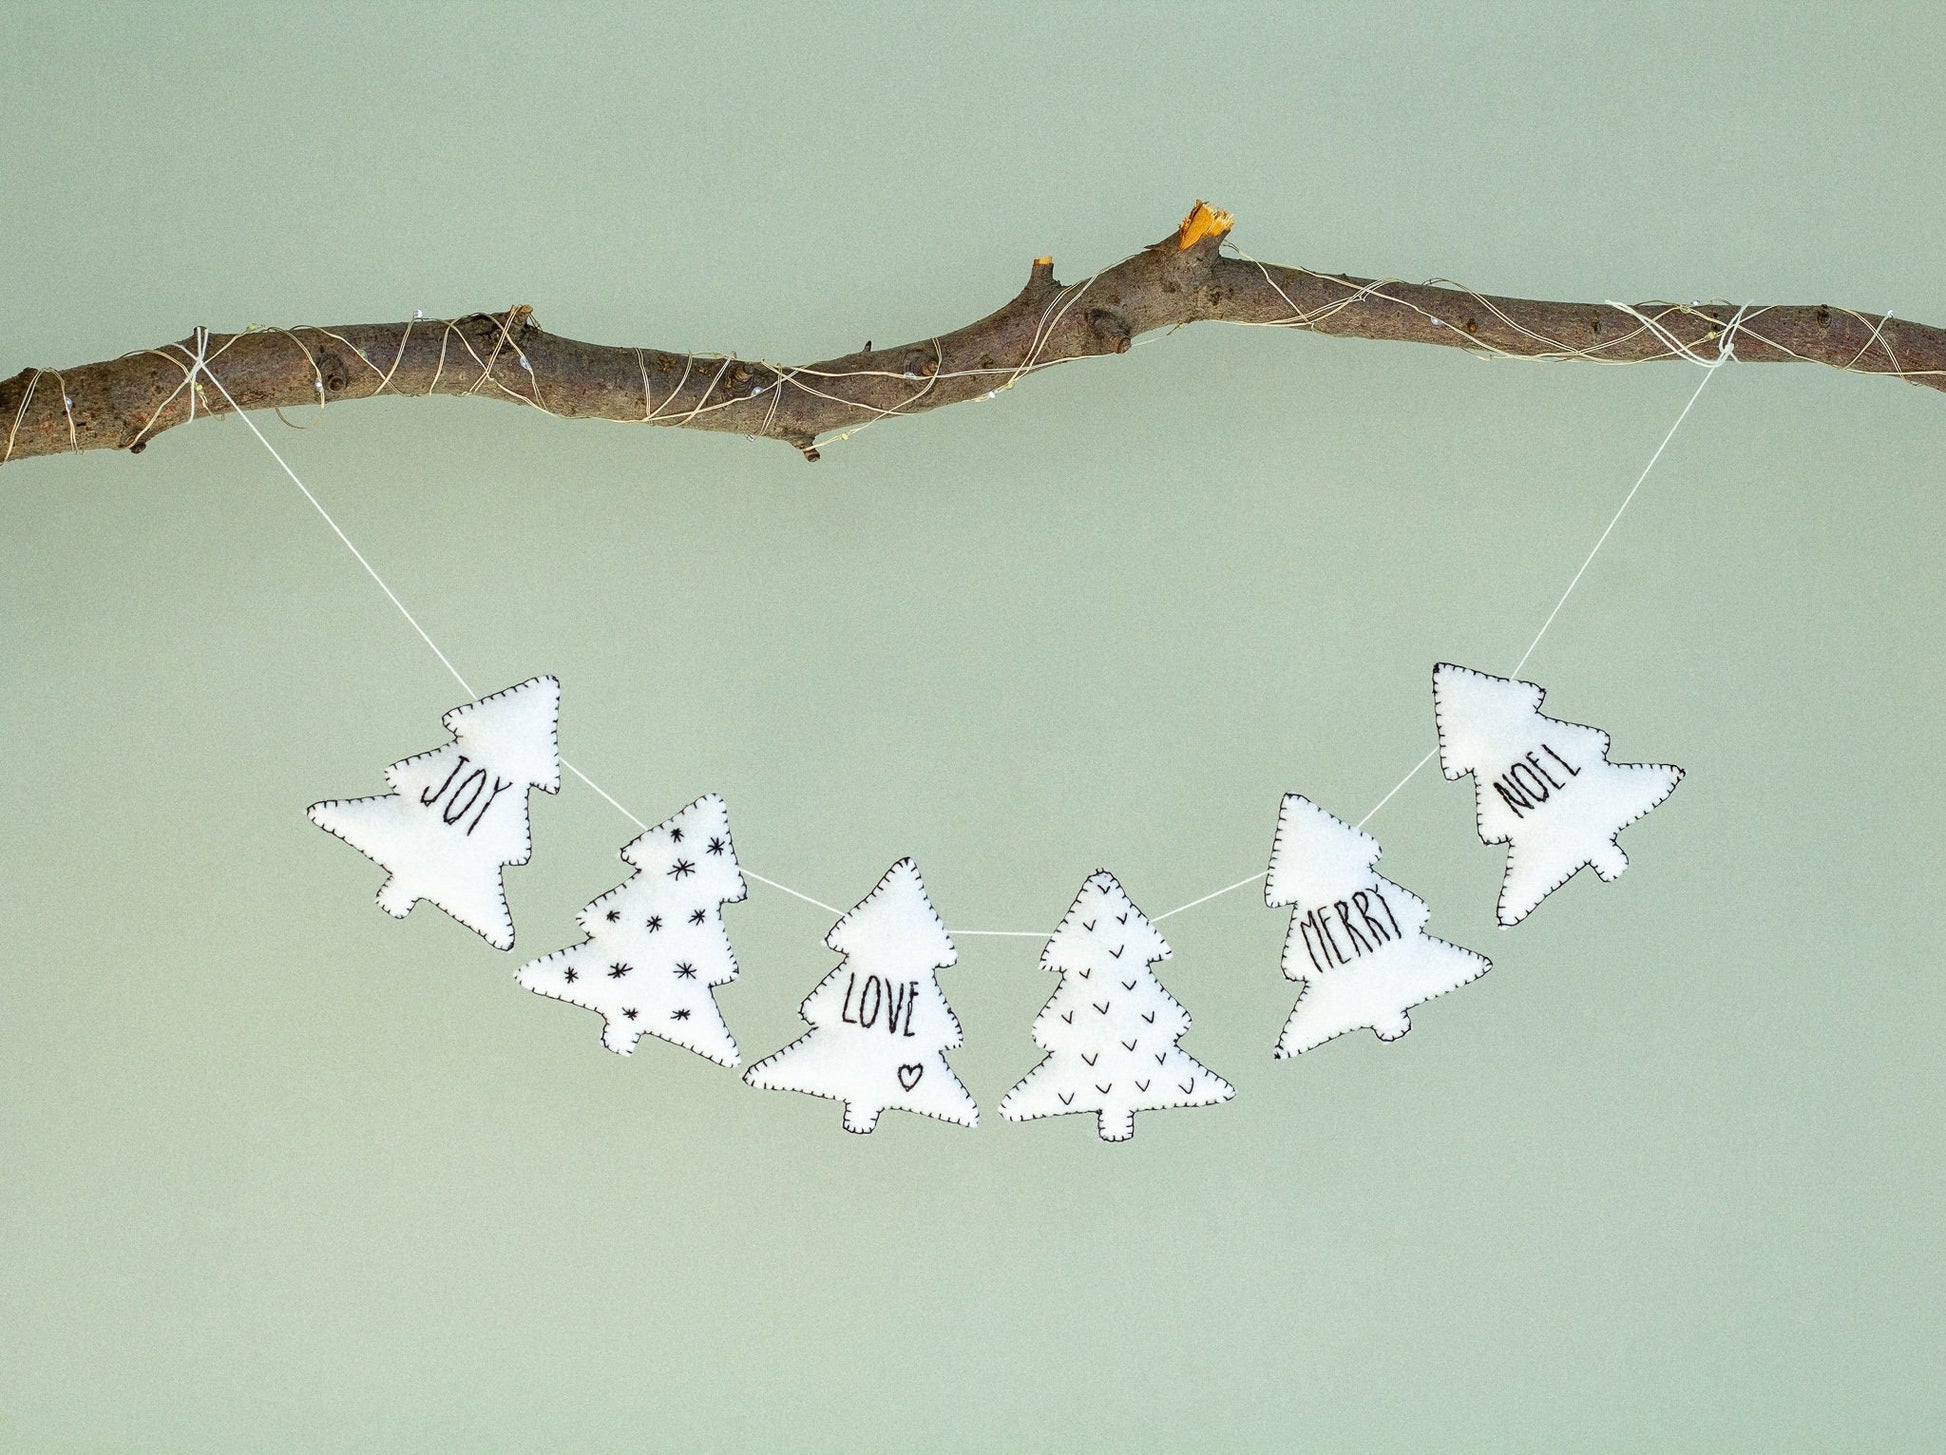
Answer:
[[5, 201, 1940, 470]]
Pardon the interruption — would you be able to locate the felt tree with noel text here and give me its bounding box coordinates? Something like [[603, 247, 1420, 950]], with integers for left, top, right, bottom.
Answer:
[[517, 793, 748, 1065], [999, 870, 1233, 1143], [1266, 793, 1490, 1056], [307, 675, 561, 950], [1433, 662, 1683, 925], [743, 858, 978, 1134]]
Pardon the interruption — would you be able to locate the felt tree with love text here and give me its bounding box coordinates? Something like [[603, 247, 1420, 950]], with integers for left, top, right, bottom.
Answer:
[[743, 858, 978, 1134], [307, 676, 561, 950], [1265, 793, 1489, 1056], [516, 793, 748, 1066], [1433, 663, 1683, 925], [999, 871, 1234, 1143]]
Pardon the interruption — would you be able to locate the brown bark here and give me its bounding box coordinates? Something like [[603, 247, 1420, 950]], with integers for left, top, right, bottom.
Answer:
[[4, 201, 1939, 469]]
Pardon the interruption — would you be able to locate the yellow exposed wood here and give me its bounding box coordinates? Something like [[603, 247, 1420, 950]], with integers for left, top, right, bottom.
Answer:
[[1176, 200, 1233, 250]]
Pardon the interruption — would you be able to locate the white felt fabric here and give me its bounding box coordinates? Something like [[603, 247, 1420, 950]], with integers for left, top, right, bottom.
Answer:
[[307, 676, 561, 950], [1000, 870, 1234, 1142], [516, 794, 748, 1065], [743, 859, 977, 1134], [1433, 663, 1683, 925], [1265, 793, 1490, 1056]]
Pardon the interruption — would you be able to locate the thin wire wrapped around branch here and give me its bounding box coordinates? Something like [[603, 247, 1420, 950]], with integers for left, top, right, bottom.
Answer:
[[4, 200, 1940, 470]]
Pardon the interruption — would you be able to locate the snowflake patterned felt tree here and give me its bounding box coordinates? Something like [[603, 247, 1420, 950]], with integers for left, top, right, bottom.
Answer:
[[516, 793, 748, 1066], [1000, 871, 1234, 1143], [743, 858, 978, 1134], [1433, 663, 1684, 925], [307, 676, 561, 950], [1265, 793, 1490, 1056]]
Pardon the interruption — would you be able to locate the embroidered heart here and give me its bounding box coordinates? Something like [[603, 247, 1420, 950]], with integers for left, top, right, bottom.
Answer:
[[897, 1063, 924, 1091]]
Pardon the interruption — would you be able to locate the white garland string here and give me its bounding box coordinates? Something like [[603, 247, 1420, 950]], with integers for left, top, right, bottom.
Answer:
[[195, 332, 1729, 939], [1345, 326, 1737, 841]]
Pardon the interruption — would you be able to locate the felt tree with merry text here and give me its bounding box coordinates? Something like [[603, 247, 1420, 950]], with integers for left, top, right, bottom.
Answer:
[[1265, 793, 1489, 1056], [307, 675, 561, 950], [743, 858, 978, 1134], [1000, 870, 1233, 1143], [1433, 662, 1684, 925], [516, 793, 747, 1066]]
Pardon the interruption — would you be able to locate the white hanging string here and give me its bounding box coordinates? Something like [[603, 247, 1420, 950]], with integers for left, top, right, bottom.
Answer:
[[196, 323, 1730, 941], [187, 336, 477, 698], [1347, 310, 1744, 837], [1510, 354, 1724, 679]]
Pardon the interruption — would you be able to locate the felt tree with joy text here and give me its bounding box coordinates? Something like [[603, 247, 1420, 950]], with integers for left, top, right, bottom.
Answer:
[[1266, 793, 1490, 1056], [1433, 663, 1683, 925], [1000, 870, 1233, 1143], [307, 675, 561, 950], [517, 793, 747, 1065], [743, 858, 978, 1134]]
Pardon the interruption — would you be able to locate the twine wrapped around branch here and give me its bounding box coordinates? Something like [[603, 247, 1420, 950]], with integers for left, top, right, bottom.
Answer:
[[4, 201, 1937, 469]]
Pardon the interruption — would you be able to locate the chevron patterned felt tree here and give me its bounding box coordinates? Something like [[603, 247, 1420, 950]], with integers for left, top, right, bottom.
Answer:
[[1433, 663, 1683, 925], [999, 870, 1233, 1143], [307, 676, 561, 949], [516, 793, 748, 1065]]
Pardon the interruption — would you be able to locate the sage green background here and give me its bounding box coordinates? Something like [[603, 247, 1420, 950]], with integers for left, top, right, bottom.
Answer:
[[3, 3, 1942, 1450]]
